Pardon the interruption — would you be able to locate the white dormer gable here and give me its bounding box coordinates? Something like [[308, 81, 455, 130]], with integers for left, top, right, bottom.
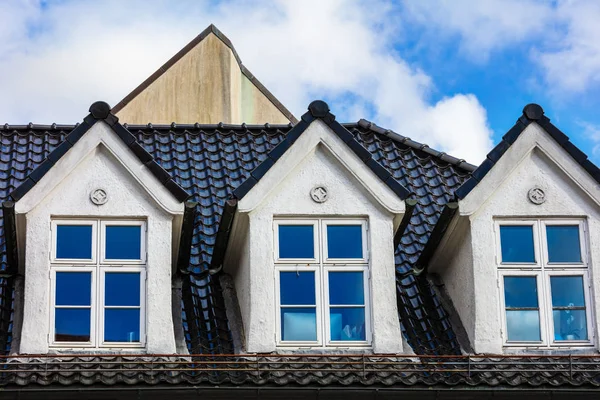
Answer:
[[14, 119, 185, 355], [225, 113, 407, 354], [430, 114, 600, 354]]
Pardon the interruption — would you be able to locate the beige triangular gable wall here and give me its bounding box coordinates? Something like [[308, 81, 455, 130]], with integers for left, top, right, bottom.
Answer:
[[115, 31, 294, 125]]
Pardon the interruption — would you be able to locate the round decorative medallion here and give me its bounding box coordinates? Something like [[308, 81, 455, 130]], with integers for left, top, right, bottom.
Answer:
[[528, 187, 546, 205], [310, 186, 328, 203], [90, 188, 108, 205]]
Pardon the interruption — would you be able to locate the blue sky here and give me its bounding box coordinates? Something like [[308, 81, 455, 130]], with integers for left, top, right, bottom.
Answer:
[[1, 0, 599, 166]]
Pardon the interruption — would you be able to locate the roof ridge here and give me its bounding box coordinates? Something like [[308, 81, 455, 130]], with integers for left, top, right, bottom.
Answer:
[[357, 119, 477, 173], [110, 24, 297, 124], [8, 101, 190, 203]]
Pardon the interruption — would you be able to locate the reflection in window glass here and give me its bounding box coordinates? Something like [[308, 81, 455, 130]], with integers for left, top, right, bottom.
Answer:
[[106, 226, 142, 260], [278, 225, 314, 259], [55, 272, 92, 342], [105, 273, 140, 307], [280, 271, 317, 341], [329, 272, 364, 305], [329, 271, 365, 341], [546, 225, 581, 263], [280, 272, 315, 305], [327, 225, 362, 259], [504, 276, 540, 341], [56, 225, 93, 259], [500, 225, 535, 263], [551, 276, 587, 341], [55, 309, 91, 342], [281, 308, 317, 341], [56, 272, 91, 306], [104, 309, 140, 342]]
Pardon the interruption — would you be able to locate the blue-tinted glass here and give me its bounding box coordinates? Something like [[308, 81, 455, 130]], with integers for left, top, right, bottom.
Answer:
[[506, 310, 541, 341], [500, 225, 535, 263], [281, 308, 317, 341], [329, 272, 364, 305], [327, 225, 363, 258], [105, 273, 140, 306], [56, 225, 93, 259], [104, 309, 140, 342], [106, 226, 142, 260], [55, 308, 90, 342], [547, 225, 581, 263], [504, 276, 538, 308], [551, 276, 585, 307], [553, 310, 588, 341], [56, 272, 91, 306], [278, 225, 314, 259], [330, 307, 366, 341], [280, 271, 315, 305]]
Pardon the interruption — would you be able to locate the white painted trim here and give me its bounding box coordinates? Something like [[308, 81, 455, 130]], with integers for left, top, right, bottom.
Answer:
[[322, 219, 369, 264], [274, 218, 371, 348], [273, 219, 319, 264], [49, 267, 97, 348], [100, 220, 147, 264], [49, 218, 147, 350], [15, 121, 184, 215], [496, 218, 594, 348], [51, 219, 98, 264], [459, 123, 600, 216], [98, 267, 146, 348], [237, 119, 405, 216]]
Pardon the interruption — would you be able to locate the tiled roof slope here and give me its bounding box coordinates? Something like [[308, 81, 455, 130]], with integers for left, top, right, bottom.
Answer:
[[0, 106, 472, 355], [2, 354, 600, 391]]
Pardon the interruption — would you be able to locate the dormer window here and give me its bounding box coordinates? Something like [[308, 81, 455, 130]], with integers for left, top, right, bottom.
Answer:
[[50, 219, 146, 348], [274, 219, 371, 347], [496, 219, 593, 347]]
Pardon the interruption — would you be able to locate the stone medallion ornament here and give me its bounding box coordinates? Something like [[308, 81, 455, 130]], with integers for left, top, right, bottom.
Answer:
[[90, 188, 108, 205], [310, 186, 328, 203], [528, 187, 546, 205]]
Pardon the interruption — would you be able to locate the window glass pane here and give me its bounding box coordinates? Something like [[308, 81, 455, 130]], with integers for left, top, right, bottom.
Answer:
[[55, 308, 90, 342], [550, 276, 585, 307], [278, 225, 314, 259], [106, 225, 142, 260], [499, 225, 535, 263], [330, 307, 366, 341], [327, 225, 363, 259], [329, 272, 364, 305], [280, 271, 315, 305], [104, 309, 140, 342], [553, 310, 588, 341], [504, 276, 538, 308], [56, 225, 93, 259], [105, 273, 140, 307], [546, 225, 581, 263], [281, 308, 316, 341], [506, 310, 541, 341], [56, 272, 91, 306]]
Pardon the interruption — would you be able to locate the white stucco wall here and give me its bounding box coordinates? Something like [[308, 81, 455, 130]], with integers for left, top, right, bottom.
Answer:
[[431, 123, 600, 354], [16, 122, 183, 354], [227, 120, 405, 354]]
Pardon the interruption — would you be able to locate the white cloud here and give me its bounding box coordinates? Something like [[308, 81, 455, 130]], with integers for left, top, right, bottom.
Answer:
[[0, 0, 493, 163], [536, 0, 600, 93], [402, 0, 552, 61], [402, 0, 600, 95]]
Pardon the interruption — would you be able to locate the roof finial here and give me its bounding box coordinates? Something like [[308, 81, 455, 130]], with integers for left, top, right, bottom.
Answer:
[[89, 101, 112, 119], [522, 103, 544, 121], [308, 100, 330, 118]]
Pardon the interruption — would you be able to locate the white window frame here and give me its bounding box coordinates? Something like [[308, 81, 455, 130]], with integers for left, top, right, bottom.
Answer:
[[274, 218, 371, 348], [51, 219, 98, 264], [100, 220, 147, 264], [495, 218, 594, 348], [49, 219, 147, 349]]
